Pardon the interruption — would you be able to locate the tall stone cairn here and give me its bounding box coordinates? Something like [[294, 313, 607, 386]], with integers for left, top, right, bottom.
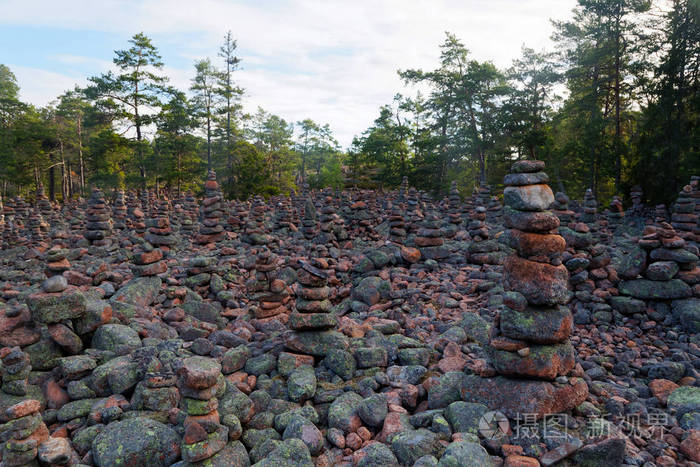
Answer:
[[0, 397, 50, 466], [447, 181, 462, 231], [552, 192, 575, 225], [630, 185, 644, 216], [127, 191, 146, 234], [581, 188, 597, 224], [145, 197, 175, 250], [301, 197, 319, 240], [672, 183, 699, 242], [195, 170, 226, 244], [490, 160, 576, 380], [112, 189, 128, 230], [607, 195, 625, 231], [84, 188, 113, 246]]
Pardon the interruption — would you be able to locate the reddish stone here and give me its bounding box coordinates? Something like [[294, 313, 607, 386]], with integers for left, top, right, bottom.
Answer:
[[504, 455, 540, 467], [649, 379, 679, 406], [400, 247, 421, 263], [680, 431, 700, 463], [345, 432, 362, 450], [5, 399, 40, 420], [183, 421, 208, 444]]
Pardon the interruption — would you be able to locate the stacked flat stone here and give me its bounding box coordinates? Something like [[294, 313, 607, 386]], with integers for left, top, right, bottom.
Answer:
[[131, 245, 167, 277], [112, 189, 128, 230], [467, 206, 489, 241], [487, 195, 503, 224], [27, 208, 48, 243], [227, 200, 248, 233], [127, 192, 146, 234], [490, 160, 575, 379], [671, 184, 698, 241], [630, 185, 644, 216], [274, 196, 297, 232], [552, 192, 575, 225], [35, 182, 53, 220], [45, 246, 71, 278], [196, 170, 226, 244], [0, 196, 4, 238], [581, 188, 597, 224], [145, 198, 175, 250], [446, 181, 462, 235], [0, 398, 50, 466], [178, 192, 198, 236], [618, 221, 696, 302], [285, 260, 341, 356], [475, 185, 491, 211], [177, 356, 229, 465], [301, 197, 319, 240], [655, 204, 669, 223], [388, 204, 407, 245], [399, 176, 409, 201], [14, 196, 29, 220], [243, 197, 272, 245], [84, 188, 113, 246], [318, 195, 347, 245], [1, 346, 31, 396], [607, 196, 625, 231], [406, 188, 422, 234], [415, 211, 449, 260], [246, 248, 290, 321]]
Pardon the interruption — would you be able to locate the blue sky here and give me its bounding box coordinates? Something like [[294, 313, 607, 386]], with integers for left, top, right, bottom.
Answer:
[[1, 0, 576, 147]]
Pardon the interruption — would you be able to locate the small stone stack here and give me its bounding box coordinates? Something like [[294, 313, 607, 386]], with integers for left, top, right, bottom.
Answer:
[[446, 181, 462, 235], [177, 356, 229, 465], [630, 185, 644, 216], [14, 195, 29, 221], [0, 196, 4, 238], [581, 188, 598, 224], [128, 192, 146, 234], [415, 211, 449, 260], [475, 185, 491, 210], [243, 197, 272, 245], [301, 197, 319, 240], [145, 197, 175, 250], [1, 346, 31, 396], [607, 195, 625, 231], [388, 204, 407, 245], [179, 192, 199, 236], [0, 399, 50, 467], [463, 160, 587, 418], [552, 192, 575, 225], [195, 170, 226, 244], [45, 246, 71, 278], [246, 248, 290, 321], [112, 189, 128, 230], [26, 208, 48, 244], [487, 195, 503, 224], [84, 188, 113, 246], [286, 260, 341, 355], [467, 206, 489, 241], [618, 221, 696, 302], [131, 245, 167, 277], [275, 196, 297, 232], [227, 200, 248, 233], [671, 184, 698, 242], [35, 182, 53, 220], [318, 195, 347, 245], [654, 204, 669, 223], [399, 176, 409, 201], [406, 188, 422, 234]]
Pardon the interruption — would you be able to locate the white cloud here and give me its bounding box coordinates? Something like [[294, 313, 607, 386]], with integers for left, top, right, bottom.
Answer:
[[2, 0, 577, 147]]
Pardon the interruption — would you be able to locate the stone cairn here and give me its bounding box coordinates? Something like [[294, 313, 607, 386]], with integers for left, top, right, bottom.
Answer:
[[227, 200, 248, 233], [243, 196, 272, 245], [581, 188, 598, 224], [275, 195, 297, 232], [301, 197, 319, 240], [446, 181, 462, 237], [630, 185, 644, 216], [112, 189, 128, 230], [467, 205, 489, 242], [618, 221, 696, 304], [127, 191, 146, 234], [487, 195, 503, 224], [84, 188, 113, 246], [145, 197, 175, 251], [318, 195, 347, 245], [35, 182, 53, 220], [388, 204, 407, 245], [177, 356, 229, 464], [467, 205, 502, 265], [196, 171, 226, 245], [26, 208, 48, 244], [285, 260, 342, 358], [654, 204, 669, 223], [415, 210, 448, 260], [607, 195, 625, 231], [45, 246, 71, 278], [552, 192, 575, 225], [0, 195, 4, 237], [1, 346, 31, 396], [0, 396, 50, 467], [671, 183, 699, 242], [131, 244, 167, 277], [463, 160, 588, 418], [246, 247, 290, 322]]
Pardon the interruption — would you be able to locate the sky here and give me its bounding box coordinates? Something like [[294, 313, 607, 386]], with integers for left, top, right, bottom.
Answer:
[[0, 0, 577, 148]]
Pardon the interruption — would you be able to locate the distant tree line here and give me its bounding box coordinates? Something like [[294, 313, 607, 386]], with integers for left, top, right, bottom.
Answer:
[[0, 0, 698, 206]]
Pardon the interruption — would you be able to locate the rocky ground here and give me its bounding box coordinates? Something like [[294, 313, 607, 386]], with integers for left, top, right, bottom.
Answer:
[[0, 169, 698, 467]]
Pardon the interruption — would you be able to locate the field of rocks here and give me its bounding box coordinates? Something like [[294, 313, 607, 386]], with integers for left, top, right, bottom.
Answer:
[[0, 162, 698, 467]]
